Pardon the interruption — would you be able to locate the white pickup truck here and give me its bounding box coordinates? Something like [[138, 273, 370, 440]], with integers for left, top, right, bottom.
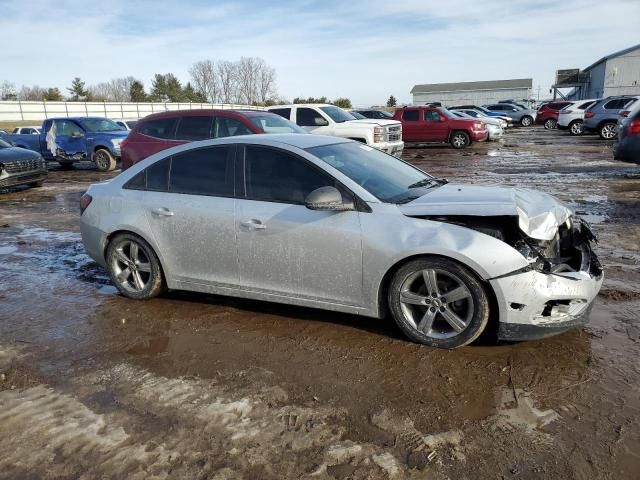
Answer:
[[267, 104, 404, 156], [12, 126, 41, 135]]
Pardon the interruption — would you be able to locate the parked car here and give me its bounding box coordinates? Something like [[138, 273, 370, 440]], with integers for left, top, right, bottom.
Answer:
[[535, 101, 573, 129], [121, 109, 305, 170], [0, 129, 6, 135], [267, 104, 404, 156], [113, 119, 138, 131], [0, 138, 47, 190], [80, 134, 603, 348], [352, 109, 394, 119], [614, 102, 640, 163], [450, 110, 504, 140], [12, 126, 41, 135], [451, 108, 509, 129], [392, 106, 488, 148], [483, 103, 536, 126], [498, 100, 532, 110], [583, 96, 640, 140], [557, 99, 599, 136], [448, 105, 512, 123], [0, 117, 128, 171]]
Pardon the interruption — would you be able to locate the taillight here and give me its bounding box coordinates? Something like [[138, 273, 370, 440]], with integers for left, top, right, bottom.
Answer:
[[584, 111, 595, 118], [629, 119, 640, 135], [561, 110, 573, 114], [80, 193, 93, 214], [619, 110, 631, 118]]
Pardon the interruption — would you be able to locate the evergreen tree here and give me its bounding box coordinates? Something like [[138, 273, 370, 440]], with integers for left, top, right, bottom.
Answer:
[[67, 77, 89, 101], [129, 80, 147, 102]]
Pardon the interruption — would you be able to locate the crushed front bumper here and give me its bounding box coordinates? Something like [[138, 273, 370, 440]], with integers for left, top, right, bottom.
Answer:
[[0, 169, 48, 188]]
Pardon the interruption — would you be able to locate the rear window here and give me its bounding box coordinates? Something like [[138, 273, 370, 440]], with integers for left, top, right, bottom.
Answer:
[[603, 98, 632, 110], [175, 116, 214, 141], [402, 110, 420, 121], [269, 108, 291, 120], [138, 118, 178, 139], [578, 101, 596, 110], [250, 115, 304, 134]]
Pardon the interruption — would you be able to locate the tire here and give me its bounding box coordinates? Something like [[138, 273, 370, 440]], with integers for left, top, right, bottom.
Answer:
[[599, 122, 617, 140], [450, 131, 470, 149], [520, 116, 533, 127], [388, 257, 490, 349], [544, 118, 556, 129], [94, 149, 116, 172], [28, 181, 44, 188], [569, 120, 584, 136], [58, 160, 75, 169], [106, 233, 165, 300]]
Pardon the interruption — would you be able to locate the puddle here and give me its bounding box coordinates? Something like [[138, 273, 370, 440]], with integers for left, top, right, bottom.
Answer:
[[98, 285, 119, 295], [0, 246, 17, 255], [127, 337, 170, 355], [493, 387, 559, 430]]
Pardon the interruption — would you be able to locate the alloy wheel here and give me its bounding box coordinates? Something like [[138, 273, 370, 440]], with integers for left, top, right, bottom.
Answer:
[[110, 240, 152, 293], [521, 116, 532, 127], [451, 133, 468, 148], [544, 119, 556, 129], [570, 121, 583, 135], [399, 268, 474, 339], [601, 123, 617, 139]]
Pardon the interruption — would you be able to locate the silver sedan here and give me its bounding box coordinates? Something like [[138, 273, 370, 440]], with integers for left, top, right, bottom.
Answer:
[[80, 134, 603, 348]]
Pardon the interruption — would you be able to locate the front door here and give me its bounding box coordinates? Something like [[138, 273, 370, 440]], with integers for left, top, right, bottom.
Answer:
[[236, 145, 364, 306], [423, 109, 449, 142], [47, 119, 87, 158], [142, 145, 239, 287], [294, 107, 331, 134]]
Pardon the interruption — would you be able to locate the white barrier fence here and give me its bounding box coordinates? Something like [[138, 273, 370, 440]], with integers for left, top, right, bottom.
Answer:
[[0, 101, 264, 122]]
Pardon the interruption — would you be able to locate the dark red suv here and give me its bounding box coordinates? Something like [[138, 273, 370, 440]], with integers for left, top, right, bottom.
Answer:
[[120, 109, 304, 170], [392, 106, 488, 148], [536, 101, 572, 129]]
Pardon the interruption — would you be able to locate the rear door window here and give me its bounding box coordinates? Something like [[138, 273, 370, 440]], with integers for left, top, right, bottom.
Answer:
[[169, 146, 234, 196], [214, 117, 253, 138], [578, 101, 596, 110], [175, 116, 214, 140], [402, 110, 420, 121], [269, 108, 291, 119], [138, 118, 178, 139]]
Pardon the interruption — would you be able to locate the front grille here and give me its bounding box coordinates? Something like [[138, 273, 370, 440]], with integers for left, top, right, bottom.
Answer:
[[387, 126, 401, 133], [388, 134, 401, 142], [3, 158, 46, 173]]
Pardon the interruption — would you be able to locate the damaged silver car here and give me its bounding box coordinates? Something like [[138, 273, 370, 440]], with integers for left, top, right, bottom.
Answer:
[[80, 134, 603, 348]]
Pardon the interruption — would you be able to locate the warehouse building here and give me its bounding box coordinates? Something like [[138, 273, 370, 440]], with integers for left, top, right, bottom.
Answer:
[[410, 78, 532, 106], [567, 44, 640, 99]]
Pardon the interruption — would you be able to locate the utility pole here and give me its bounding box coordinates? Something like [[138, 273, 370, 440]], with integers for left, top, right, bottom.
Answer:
[[537, 85, 541, 102]]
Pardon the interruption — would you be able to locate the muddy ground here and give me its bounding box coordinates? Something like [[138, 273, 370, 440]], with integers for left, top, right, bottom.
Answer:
[[0, 127, 639, 480]]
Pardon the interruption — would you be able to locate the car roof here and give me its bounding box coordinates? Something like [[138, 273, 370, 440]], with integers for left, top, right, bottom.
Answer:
[[136, 109, 273, 122], [177, 133, 351, 150], [268, 104, 333, 108]]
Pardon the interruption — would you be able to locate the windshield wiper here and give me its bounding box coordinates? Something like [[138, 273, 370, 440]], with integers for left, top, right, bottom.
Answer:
[[407, 177, 448, 189]]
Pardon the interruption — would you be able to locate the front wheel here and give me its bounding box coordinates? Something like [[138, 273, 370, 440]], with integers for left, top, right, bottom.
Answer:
[[106, 233, 165, 300], [388, 257, 490, 349], [544, 118, 556, 129], [520, 116, 533, 127], [569, 120, 584, 136], [450, 131, 470, 149], [94, 149, 116, 172], [599, 122, 617, 140]]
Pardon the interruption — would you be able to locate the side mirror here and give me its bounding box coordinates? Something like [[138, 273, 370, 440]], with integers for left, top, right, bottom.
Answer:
[[314, 117, 329, 126], [305, 186, 353, 211], [71, 131, 84, 138]]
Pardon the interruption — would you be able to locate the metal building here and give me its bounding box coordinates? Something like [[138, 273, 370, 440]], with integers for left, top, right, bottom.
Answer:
[[568, 44, 640, 99], [410, 78, 532, 106]]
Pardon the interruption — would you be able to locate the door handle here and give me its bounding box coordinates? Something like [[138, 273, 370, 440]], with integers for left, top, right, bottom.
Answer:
[[151, 207, 174, 217], [240, 219, 266, 230]]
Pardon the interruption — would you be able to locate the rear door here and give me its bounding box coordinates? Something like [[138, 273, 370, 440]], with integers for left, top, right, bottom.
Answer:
[[235, 145, 363, 305], [400, 109, 421, 141], [141, 145, 239, 287]]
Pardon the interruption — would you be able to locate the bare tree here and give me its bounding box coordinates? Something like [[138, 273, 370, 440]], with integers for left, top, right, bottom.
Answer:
[[257, 61, 277, 104], [216, 60, 238, 104], [189, 60, 219, 103], [17, 85, 46, 101], [89, 77, 137, 102], [1, 81, 17, 100]]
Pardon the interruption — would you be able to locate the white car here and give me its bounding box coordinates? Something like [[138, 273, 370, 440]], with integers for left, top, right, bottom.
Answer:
[[557, 99, 599, 136], [113, 119, 139, 131], [267, 104, 404, 156], [11, 126, 41, 135], [450, 110, 504, 140]]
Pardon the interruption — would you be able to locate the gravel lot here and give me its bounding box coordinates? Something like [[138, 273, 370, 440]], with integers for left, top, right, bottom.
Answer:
[[0, 127, 639, 479]]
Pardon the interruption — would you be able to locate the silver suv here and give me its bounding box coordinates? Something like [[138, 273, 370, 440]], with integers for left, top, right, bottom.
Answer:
[[583, 96, 640, 140], [80, 135, 602, 348], [483, 103, 536, 126]]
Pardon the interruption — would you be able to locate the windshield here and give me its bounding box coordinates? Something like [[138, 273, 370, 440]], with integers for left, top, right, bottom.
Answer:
[[440, 109, 456, 119], [250, 115, 305, 134], [350, 111, 367, 119], [307, 142, 442, 204], [0, 138, 12, 149], [78, 118, 125, 132], [319, 106, 356, 123]]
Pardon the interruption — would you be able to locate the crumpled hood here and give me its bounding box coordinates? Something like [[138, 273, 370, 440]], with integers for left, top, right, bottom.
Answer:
[[398, 183, 573, 241], [0, 146, 42, 163]]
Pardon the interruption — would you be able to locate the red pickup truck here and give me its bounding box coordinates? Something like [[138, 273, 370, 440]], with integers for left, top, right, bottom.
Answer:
[[392, 106, 488, 148]]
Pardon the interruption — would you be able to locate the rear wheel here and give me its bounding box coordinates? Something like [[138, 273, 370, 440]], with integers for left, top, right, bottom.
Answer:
[[520, 116, 533, 127], [94, 149, 116, 172], [569, 120, 584, 136], [388, 257, 490, 349], [599, 122, 617, 140], [544, 118, 556, 129], [450, 131, 470, 149], [106, 233, 165, 300]]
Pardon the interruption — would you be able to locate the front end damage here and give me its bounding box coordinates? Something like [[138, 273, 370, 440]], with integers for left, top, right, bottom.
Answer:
[[406, 212, 603, 340]]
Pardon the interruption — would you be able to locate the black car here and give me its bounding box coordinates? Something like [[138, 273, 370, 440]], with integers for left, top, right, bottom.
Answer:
[[352, 109, 393, 119], [614, 108, 640, 163], [0, 138, 48, 190]]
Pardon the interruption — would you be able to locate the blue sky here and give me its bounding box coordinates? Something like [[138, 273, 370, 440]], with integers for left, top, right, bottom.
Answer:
[[1, 0, 639, 106]]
